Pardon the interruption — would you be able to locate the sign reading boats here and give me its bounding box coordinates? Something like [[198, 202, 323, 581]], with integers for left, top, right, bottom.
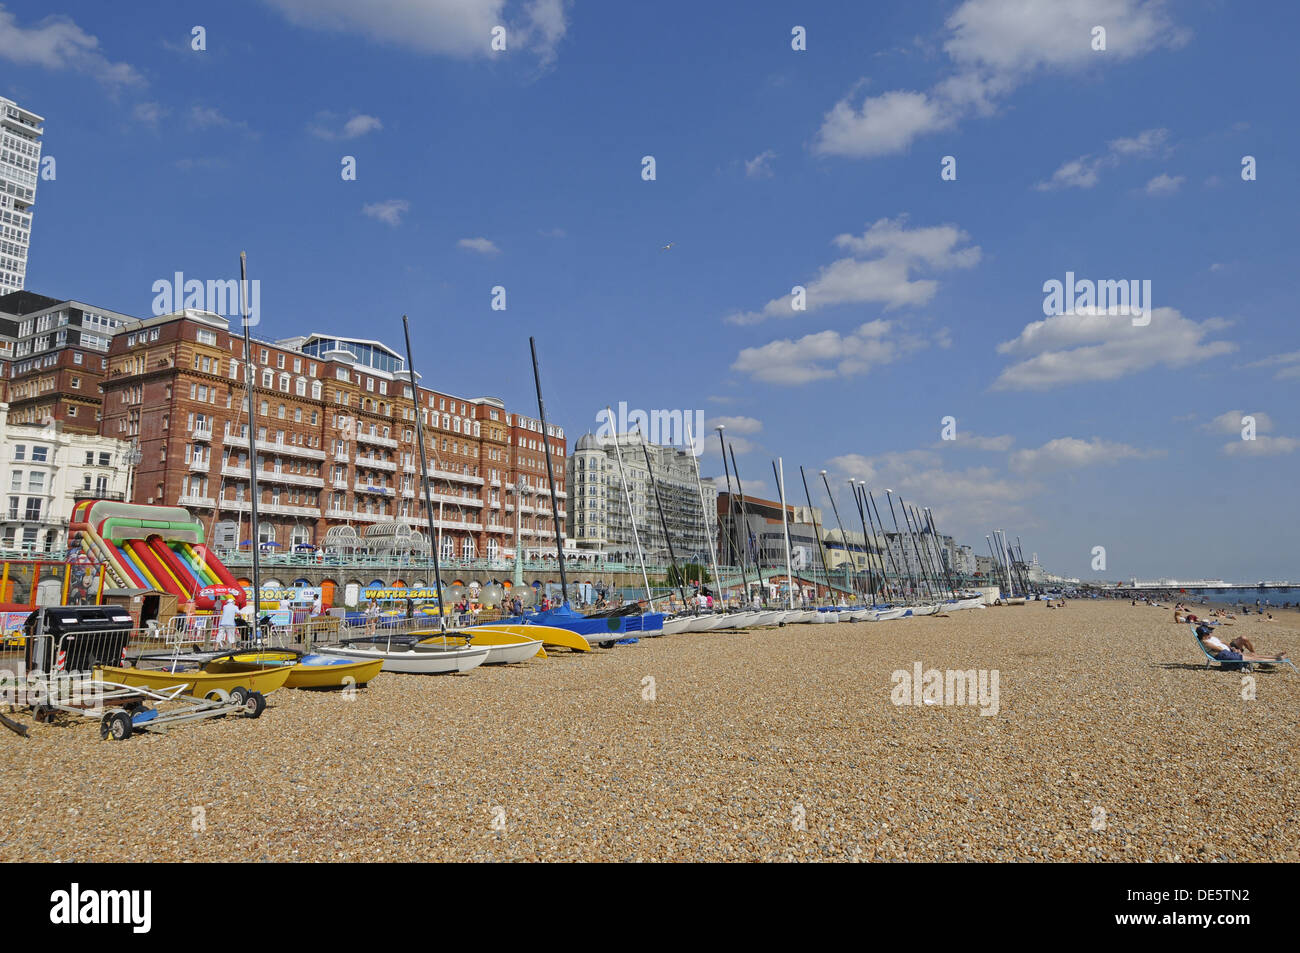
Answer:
[[50, 883, 151, 933]]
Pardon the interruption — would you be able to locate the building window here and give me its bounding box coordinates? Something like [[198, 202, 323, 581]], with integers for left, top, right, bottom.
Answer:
[[12, 445, 25, 461], [30, 446, 48, 463], [196, 329, 217, 346]]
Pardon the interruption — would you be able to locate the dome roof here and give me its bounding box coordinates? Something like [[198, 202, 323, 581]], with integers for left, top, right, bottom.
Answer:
[[575, 432, 602, 452]]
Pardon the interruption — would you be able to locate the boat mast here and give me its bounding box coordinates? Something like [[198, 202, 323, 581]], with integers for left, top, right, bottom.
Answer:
[[866, 489, 903, 602], [904, 501, 941, 600], [608, 408, 652, 604], [773, 458, 795, 610], [847, 480, 882, 604], [799, 466, 833, 606], [637, 428, 689, 610], [883, 490, 920, 600], [729, 446, 760, 605], [715, 426, 752, 605], [926, 507, 958, 598], [400, 315, 446, 631], [238, 252, 262, 617], [686, 419, 724, 608], [816, 470, 854, 604], [896, 497, 934, 600], [528, 338, 569, 604]]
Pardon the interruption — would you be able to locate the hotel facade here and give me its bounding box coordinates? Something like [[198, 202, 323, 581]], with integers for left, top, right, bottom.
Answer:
[[0, 97, 42, 296], [96, 310, 567, 558]]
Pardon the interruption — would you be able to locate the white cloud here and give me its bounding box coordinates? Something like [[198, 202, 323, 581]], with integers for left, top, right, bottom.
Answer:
[[812, 89, 952, 158], [1204, 411, 1273, 435], [1244, 350, 1300, 380], [457, 237, 500, 255], [1034, 127, 1169, 191], [732, 321, 931, 386], [813, 1, 1185, 160], [362, 199, 410, 226], [1144, 173, 1184, 195], [937, 433, 1015, 451], [1222, 436, 1300, 456], [188, 105, 255, 135], [827, 450, 1035, 531], [705, 415, 763, 454], [263, 0, 567, 63], [744, 150, 777, 179], [132, 102, 167, 124], [0, 7, 143, 89], [724, 216, 979, 325], [993, 306, 1236, 391], [309, 112, 383, 140], [1009, 437, 1162, 474]]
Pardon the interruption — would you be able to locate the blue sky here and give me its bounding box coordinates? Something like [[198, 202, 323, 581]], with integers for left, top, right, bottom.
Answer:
[[4, 0, 1298, 581]]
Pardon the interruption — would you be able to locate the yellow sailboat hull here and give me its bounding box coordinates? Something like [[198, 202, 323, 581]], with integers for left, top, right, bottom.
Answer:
[[416, 623, 589, 653], [97, 664, 293, 696], [205, 650, 385, 689]]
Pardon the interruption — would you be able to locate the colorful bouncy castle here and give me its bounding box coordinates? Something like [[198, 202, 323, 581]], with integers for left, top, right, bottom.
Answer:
[[67, 500, 246, 609]]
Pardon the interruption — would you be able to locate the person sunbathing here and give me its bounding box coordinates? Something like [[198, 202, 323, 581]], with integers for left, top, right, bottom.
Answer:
[[1195, 624, 1287, 663]]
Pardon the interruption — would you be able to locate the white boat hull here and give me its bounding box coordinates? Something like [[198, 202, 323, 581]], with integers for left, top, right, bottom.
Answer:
[[871, 607, 908, 622], [662, 616, 696, 635], [328, 643, 489, 674]]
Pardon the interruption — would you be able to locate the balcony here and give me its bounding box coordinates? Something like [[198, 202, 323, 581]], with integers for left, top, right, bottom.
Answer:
[[218, 498, 321, 518], [425, 467, 483, 486], [484, 523, 512, 534], [355, 455, 397, 472], [262, 470, 325, 488], [398, 516, 481, 532], [192, 425, 213, 441], [223, 432, 327, 461], [356, 430, 398, 449], [325, 507, 361, 521], [188, 458, 210, 471], [221, 465, 325, 489], [178, 494, 216, 508], [430, 492, 482, 508]]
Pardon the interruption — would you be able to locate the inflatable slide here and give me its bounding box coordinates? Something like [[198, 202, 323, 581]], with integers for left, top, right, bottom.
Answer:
[[67, 500, 246, 609]]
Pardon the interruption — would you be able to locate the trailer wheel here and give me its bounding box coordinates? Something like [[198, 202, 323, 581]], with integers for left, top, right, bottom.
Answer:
[[228, 686, 250, 706], [242, 691, 266, 718], [204, 689, 228, 703], [100, 710, 132, 741], [33, 704, 56, 724]]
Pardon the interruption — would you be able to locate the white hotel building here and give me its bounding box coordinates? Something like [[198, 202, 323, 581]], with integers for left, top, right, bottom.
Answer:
[[0, 397, 132, 554], [0, 97, 42, 296]]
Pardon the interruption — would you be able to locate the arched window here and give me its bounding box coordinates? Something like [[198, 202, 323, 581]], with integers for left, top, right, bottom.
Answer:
[[440, 535, 455, 561], [461, 537, 476, 560], [311, 380, 322, 400], [261, 368, 273, 388], [277, 404, 286, 419], [296, 377, 306, 396], [279, 373, 290, 392], [259, 400, 269, 416]]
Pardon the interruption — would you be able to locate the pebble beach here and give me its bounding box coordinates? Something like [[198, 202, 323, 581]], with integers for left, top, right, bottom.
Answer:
[[2, 599, 1297, 863]]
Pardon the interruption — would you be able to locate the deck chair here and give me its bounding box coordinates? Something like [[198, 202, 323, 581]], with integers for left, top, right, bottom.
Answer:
[[1191, 624, 1297, 673]]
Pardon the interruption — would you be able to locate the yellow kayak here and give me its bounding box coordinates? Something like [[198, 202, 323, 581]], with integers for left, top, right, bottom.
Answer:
[[205, 650, 384, 690], [97, 664, 292, 696]]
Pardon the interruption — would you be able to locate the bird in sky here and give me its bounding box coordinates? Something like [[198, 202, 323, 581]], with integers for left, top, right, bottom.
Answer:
[[661, 242, 675, 250]]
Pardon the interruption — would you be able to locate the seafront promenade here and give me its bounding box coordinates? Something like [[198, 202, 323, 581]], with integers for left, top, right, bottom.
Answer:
[[3, 599, 1295, 862]]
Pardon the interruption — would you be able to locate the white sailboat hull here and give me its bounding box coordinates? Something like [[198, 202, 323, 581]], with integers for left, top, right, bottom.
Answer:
[[327, 643, 489, 674]]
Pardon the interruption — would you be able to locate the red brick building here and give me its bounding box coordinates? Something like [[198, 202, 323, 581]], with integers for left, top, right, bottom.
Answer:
[[96, 310, 567, 556]]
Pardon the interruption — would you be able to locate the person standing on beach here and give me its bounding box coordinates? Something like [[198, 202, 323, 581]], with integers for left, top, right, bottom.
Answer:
[[218, 597, 238, 647], [365, 599, 380, 637], [311, 591, 323, 617]]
